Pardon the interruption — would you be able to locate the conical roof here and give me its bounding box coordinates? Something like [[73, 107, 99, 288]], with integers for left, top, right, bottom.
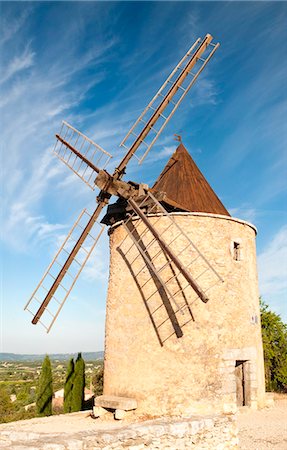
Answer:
[[152, 143, 230, 216]]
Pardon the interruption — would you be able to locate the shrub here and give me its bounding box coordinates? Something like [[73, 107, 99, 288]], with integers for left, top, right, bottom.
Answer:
[[260, 299, 287, 392]]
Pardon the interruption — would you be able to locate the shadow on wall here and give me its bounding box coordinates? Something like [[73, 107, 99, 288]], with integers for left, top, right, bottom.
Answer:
[[117, 220, 195, 346]]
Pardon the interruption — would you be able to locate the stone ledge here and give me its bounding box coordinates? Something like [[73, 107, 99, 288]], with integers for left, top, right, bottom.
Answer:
[[94, 395, 137, 411]]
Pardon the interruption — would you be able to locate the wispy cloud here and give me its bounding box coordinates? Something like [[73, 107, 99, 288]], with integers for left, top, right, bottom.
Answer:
[[1, 150, 67, 251], [0, 45, 35, 84], [146, 144, 176, 165], [0, 8, 31, 45], [0, 13, 119, 253], [258, 225, 287, 305], [82, 236, 109, 283], [229, 206, 258, 224], [191, 73, 219, 107]]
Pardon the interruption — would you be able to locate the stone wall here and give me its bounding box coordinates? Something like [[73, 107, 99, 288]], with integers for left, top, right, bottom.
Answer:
[[0, 414, 238, 449], [103, 213, 265, 415]]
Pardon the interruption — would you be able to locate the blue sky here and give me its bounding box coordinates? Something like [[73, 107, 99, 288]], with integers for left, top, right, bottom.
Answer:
[[0, 1, 286, 354]]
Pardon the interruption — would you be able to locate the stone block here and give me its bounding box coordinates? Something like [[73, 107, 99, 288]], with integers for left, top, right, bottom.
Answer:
[[114, 409, 125, 420], [43, 445, 66, 450], [125, 445, 145, 450], [67, 440, 83, 450], [223, 403, 237, 414], [0, 442, 12, 448], [93, 406, 108, 418], [94, 395, 137, 411], [250, 400, 258, 410], [221, 380, 236, 394], [169, 422, 189, 437]]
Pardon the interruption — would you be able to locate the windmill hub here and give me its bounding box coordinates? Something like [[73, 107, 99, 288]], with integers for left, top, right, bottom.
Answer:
[[95, 170, 149, 201]]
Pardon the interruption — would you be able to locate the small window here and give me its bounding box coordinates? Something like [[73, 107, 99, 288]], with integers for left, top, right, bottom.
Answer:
[[233, 241, 241, 261]]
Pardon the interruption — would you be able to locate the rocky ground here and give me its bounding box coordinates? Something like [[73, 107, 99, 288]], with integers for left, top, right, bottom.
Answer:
[[238, 394, 287, 449]]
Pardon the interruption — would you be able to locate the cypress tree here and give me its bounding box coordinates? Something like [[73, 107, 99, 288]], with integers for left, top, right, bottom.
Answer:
[[64, 358, 74, 413], [71, 353, 85, 412], [36, 355, 53, 416]]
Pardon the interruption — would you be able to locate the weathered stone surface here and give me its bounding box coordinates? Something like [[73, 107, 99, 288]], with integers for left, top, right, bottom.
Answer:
[[94, 395, 137, 411], [114, 409, 125, 420], [43, 445, 66, 450], [67, 440, 83, 450], [0, 414, 238, 449], [93, 406, 108, 418]]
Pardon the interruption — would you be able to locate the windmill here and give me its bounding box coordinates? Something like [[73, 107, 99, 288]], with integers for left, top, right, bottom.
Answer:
[[24, 34, 222, 336]]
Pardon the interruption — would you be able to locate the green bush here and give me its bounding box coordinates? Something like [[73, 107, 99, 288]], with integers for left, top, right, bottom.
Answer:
[[92, 366, 104, 397], [260, 299, 287, 392]]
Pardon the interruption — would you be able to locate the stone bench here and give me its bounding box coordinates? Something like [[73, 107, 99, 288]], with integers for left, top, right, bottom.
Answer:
[[93, 395, 137, 420]]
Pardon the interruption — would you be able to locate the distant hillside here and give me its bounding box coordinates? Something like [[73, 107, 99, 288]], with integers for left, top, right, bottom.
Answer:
[[0, 351, 104, 362]]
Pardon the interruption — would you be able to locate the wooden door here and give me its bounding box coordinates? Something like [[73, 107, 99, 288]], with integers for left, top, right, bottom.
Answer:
[[235, 361, 245, 406]]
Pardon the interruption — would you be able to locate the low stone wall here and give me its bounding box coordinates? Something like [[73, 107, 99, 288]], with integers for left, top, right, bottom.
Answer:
[[0, 414, 238, 449]]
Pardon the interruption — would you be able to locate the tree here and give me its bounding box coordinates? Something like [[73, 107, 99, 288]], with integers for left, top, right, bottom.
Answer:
[[36, 355, 53, 416], [0, 385, 14, 423], [260, 299, 287, 392], [92, 366, 104, 397], [64, 358, 74, 413], [71, 353, 85, 412]]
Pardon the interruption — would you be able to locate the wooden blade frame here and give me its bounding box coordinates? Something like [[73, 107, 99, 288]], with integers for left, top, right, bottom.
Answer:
[[54, 121, 112, 190], [24, 203, 106, 331], [117, 34, 219, 172], [123, 220, 184, 341]]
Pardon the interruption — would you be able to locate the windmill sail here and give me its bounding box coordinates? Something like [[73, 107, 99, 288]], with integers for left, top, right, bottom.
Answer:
[[54, 121, 112, 190], [118, 34, 219, 168], [24, 207, 105, 332]]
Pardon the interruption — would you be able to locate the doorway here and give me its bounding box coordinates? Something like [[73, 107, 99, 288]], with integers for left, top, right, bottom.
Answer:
[[235, 360, 250, 406]]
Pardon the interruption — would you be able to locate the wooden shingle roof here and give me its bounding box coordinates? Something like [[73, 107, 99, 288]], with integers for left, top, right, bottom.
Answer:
[[152, 143, 230, 216]]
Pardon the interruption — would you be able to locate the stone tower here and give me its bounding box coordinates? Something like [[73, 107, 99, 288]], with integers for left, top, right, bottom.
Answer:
[[102, 143, 265, 415]]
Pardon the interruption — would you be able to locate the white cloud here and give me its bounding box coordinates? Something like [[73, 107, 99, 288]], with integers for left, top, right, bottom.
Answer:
[[229, 206, 257, 224], [0, 45, 35, 84], [146, 144, 176, 164], [0, 8, 31, 45], [0, 31, 119, 254], [36, 222, 68, 239], [0, 80, 27, 108], [81, 230, 109, 282], [191, 74, 219, 107], [1, 149, 67, 251], [258, 225, 287, 300]]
